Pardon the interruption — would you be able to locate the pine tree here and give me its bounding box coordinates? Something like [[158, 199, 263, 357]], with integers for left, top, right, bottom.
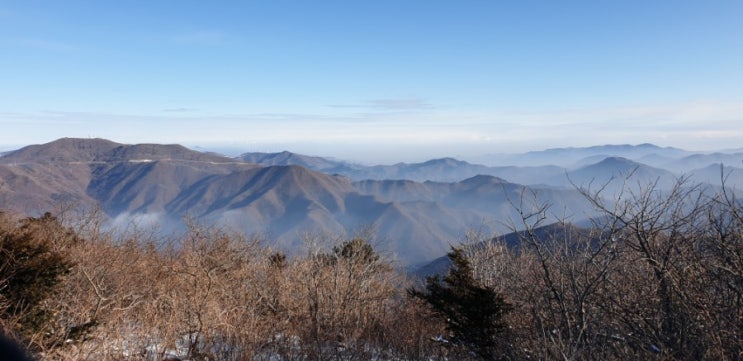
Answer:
[[410, 247, 513, 360]]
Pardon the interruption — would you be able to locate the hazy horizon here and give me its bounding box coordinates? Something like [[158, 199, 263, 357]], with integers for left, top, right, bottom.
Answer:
[[2, 1, 742, 163], [3, 137, 742, 166]]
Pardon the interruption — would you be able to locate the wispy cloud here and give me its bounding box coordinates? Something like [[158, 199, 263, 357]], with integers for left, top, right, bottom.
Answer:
[[162, 108, 199, 113], [2, 99, 742, 161], [367, 98, 434, 110], [476, 99, 743, 151], [329, 97, 434, 111], [505, 100, 743, 132]]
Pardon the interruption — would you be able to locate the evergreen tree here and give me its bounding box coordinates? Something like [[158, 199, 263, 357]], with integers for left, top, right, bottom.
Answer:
[[410, 247, 513, 360]]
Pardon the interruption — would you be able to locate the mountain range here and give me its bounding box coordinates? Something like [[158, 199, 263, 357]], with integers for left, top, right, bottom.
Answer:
[[1, 138, 741, 266], [238, 145, 743, 189]]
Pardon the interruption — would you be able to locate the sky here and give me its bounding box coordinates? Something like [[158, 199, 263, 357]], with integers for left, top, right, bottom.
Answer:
[[1, 0, 742, 163]]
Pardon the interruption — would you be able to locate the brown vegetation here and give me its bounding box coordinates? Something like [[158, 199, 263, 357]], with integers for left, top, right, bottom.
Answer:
[[464, 174, 743, 360], [1, 172, 742, 360]]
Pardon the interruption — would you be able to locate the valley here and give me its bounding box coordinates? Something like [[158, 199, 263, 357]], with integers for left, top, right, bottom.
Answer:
[[1, 138, 740, 266]]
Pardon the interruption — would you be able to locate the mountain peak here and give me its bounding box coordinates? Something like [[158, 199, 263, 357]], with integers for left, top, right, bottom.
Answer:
[[238, 151, 345, 170], [420, 157, 468, 167], [460, 174, 508, 186], [0, 138, 122, 163], [0, 138, 233, 164], [636, 143, 660, 148], [581, 157, 643, 172], [597, 156, 637, 165]]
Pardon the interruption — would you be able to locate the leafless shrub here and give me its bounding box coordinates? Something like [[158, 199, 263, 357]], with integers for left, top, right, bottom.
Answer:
[[8, 168, 743, 360], [461, 172, 743, 360]]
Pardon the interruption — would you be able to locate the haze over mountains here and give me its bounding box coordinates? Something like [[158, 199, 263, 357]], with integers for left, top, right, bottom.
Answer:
[[238, 143, 743, 189], [1, 138, 741, 266]]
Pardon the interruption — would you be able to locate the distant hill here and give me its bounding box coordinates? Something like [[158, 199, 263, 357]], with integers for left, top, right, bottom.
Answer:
[[472, 143, 691, 168], [556, 157, 678, 195], [2, 138, 741, 266], [0, 138, 121, 163], [238, 152, 496, 182], [685, 164, 743, 187], [238, 151, 349, 170], [238, 151, 565, 184], [238, 149, 736, 193], [518, 143, 691, 167], [238, 145, 742, 190], [664, 152, 743, 173], [415, 222, 597, 276], [0, 138, 255, 217], [1, 137, 237, 164], [0, 138, 600, 265]]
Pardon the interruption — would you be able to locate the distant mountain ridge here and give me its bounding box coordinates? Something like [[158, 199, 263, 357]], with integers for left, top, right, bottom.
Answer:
[[490, 143, 691, 167], [415, 222, 599, 276], [236, 146, 742, 189], [239, 151, 349, 170], [0, 137, 256, 216], [2, 139, 741, 266], [2, 138, 238, 164], [239, 151, 565, 184], [0, 139, 599, 265]]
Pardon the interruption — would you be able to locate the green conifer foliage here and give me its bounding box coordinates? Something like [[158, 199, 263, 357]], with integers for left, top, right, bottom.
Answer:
[[410, 247, 513, 360]]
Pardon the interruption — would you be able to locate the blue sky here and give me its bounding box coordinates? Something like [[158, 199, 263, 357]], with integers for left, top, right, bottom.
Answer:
[[1, 1, 742, 162]]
